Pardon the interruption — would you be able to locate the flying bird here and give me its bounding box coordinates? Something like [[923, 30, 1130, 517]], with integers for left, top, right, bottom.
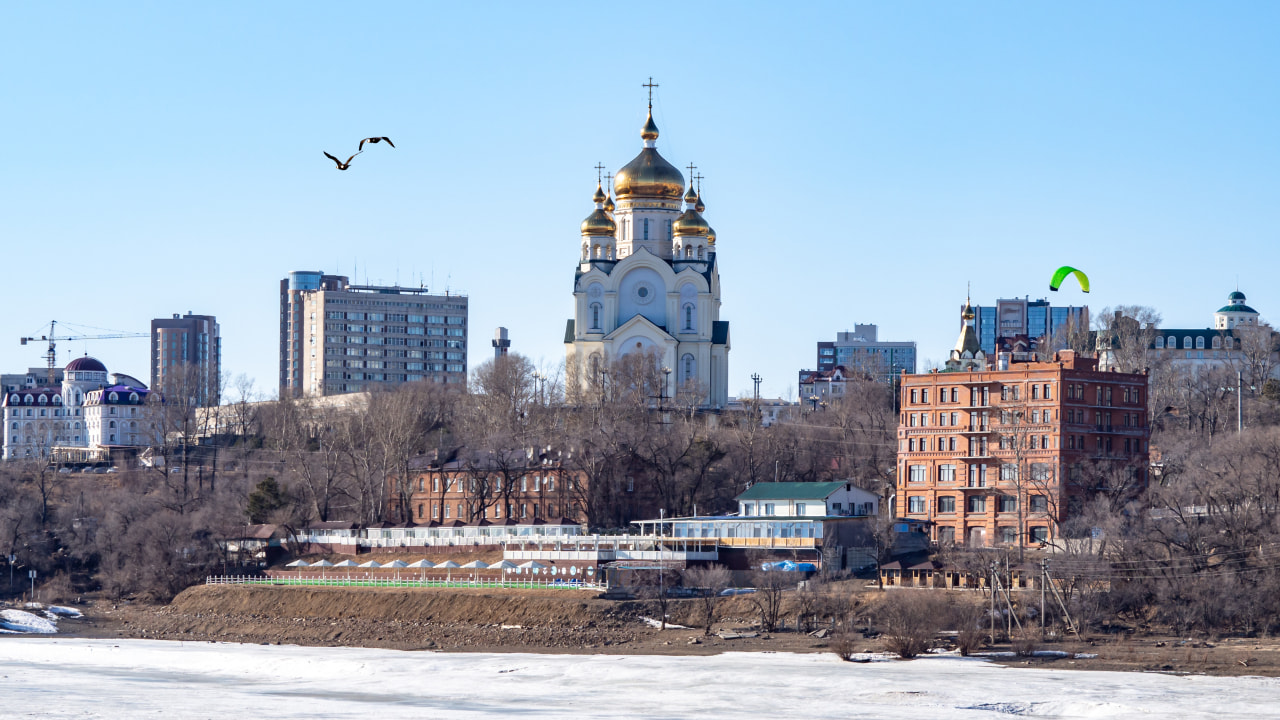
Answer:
[[359, 136, 395, 151], [324, 151, 361, 170]]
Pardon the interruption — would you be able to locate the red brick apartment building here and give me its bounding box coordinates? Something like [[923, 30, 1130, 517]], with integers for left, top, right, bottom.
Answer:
[[895, 350, 1150, 547]]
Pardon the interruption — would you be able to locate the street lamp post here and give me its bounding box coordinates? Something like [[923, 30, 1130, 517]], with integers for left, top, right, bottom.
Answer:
[[7, 554, 14, 591], [28, 569, 36, 600]]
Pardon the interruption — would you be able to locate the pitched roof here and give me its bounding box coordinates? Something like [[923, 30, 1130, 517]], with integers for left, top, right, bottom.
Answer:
[[736, 481, 848, 501], [712, 321, 730, 345]]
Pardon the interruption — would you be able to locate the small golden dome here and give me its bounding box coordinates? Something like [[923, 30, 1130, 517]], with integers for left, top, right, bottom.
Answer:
[[683, 186, 698, 204], [641, 111, 659, 141], [615, 149, 685, 199], [694, 193, 705, 213], [592, 183, 606, 204], [581, 208, 616, 236], [604, 194, 615, 213], [707, 226, 716, 244], [962, 300, 975, 321], [673, 208, 710, 236]]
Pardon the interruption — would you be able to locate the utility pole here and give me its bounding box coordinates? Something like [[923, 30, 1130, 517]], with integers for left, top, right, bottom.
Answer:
[[28, 569, 37, 600], [7, 554, 14, 591], [1040, 558, 1047, 632], [990, 562, 997, 646], [1238, 369, 1243, 434]]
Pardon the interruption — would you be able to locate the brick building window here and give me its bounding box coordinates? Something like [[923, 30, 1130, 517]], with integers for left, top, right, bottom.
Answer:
[[937, 496, 956, 513], [908, 465, 926, 482], [968, 496, 986, 513]]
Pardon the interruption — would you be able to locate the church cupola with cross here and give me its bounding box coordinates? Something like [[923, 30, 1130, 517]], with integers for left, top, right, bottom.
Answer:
[[565, 79, 730, 410], [580, 179, 617, 265]]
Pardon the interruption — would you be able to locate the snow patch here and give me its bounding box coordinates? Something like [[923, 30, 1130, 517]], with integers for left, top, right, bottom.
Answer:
[[639, 617, 690, 630], [0, 609, 58, 634], [46, 606, 83, 618]]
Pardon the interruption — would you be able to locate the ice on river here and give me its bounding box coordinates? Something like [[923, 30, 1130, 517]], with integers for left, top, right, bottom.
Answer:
[[2, 638, 1280, 719]]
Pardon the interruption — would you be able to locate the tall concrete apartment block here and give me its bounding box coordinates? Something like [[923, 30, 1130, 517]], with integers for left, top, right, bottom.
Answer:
[[151, 312, 221, 406], [895, 351, 1149, 548], [279, 271, 468, 397], [969, 297, 1088, 355], [816, 325, 916, 381]]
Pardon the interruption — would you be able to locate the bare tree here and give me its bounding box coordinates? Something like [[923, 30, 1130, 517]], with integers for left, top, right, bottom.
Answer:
[[683, 563, 732, 635]]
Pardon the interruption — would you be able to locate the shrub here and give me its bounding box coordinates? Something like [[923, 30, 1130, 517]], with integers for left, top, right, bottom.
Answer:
[[829, 632, 858, 661], [877, 593, 947, 660]]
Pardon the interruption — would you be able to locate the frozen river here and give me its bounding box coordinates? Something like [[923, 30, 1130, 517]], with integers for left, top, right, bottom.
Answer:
[[3, 638, 1280, 719]]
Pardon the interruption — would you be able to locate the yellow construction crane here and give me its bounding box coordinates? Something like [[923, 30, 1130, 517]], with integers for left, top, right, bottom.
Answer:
[[19, 320, 149, 385]]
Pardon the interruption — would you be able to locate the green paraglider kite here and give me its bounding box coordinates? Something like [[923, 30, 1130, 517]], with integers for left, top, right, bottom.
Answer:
[[1049, 266, 1090, 293]]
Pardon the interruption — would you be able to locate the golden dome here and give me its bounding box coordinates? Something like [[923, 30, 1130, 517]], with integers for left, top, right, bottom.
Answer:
[[615, 149, 685, 200], [673, 208, 710, 236], [581, 186, 616, 236], [694, 193, 705, 213], [604, 194, 615, 213], [962, 299, 975, 321], [641, 111, 659, 141], [581, 208, 616, 236], [707, 226, 716, 244]]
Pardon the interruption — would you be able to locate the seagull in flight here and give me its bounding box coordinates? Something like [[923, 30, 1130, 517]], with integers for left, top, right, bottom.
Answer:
[[359, 137, 395, 152], [324, 151, 361, 170]]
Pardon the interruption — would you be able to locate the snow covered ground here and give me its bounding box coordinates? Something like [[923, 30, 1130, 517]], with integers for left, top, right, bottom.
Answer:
[[2, 639, 1280, 719], [0, 610, 58, 634]]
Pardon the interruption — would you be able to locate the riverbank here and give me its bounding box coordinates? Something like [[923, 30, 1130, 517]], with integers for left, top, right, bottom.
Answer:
[[17, 584, 1280, 675]]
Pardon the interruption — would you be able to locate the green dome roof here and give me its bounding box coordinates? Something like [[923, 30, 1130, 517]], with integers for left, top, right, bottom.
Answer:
[[1229, 291, 1247, 301], [1218, 304, 1258, 313]]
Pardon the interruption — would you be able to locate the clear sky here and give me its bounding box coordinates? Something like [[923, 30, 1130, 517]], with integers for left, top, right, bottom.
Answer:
[[4, 2, 1278, 401]]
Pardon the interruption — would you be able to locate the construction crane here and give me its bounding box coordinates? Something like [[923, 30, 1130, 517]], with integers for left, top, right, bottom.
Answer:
[[19, 320, 150, 385]]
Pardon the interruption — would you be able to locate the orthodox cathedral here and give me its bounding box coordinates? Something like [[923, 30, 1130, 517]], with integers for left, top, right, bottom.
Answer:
[[565, 99, 729, 408]]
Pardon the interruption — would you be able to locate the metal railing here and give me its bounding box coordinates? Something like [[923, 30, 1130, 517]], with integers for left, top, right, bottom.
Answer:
[[205, 575, 603, 590]]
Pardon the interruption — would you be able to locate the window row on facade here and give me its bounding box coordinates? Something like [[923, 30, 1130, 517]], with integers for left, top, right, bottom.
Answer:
[[905, 493, 1050, 514]]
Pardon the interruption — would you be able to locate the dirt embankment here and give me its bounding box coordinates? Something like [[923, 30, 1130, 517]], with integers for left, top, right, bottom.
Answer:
[[67, 585, 828, 655]]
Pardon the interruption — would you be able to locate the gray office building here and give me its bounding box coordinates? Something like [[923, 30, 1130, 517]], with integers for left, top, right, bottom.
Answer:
[[280, 272, 468, 397]]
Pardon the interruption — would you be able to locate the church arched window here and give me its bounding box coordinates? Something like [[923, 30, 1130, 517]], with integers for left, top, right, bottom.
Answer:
[[681, 354, 695, 385], [643, 218, 650, 240], [697, 246, 704, 259], [1154, 337, 1163, 349], [666, 220, 672, 240], [683, 303, 695, 331], [1183, 336, 1192, 349], [581, 242, 588, 261], [1212, 336, 1221, 349], [590, 303, 602, 330], [1195, 336, 1204, 349]]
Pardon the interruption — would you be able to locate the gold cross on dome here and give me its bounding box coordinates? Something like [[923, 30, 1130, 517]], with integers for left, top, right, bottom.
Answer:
[[686, 163, 697, 182], [643, 77, 658, 109], [594, 162, 606, 183], [693, 172, 704, 193]]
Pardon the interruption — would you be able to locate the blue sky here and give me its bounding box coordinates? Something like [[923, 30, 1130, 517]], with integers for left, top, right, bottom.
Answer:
[[4, 2, 1278, 400]]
